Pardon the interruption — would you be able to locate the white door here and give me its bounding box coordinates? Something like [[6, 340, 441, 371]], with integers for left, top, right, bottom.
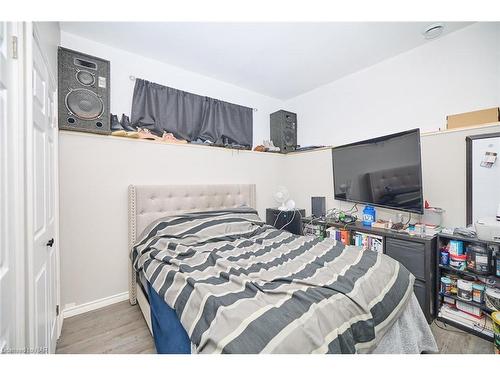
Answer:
[[0, 21, 17, 354], [27, 26, 58, 353]]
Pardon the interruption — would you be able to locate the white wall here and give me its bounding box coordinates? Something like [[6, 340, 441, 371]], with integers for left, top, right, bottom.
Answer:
[[34, 22, 60, 80], [283, 124, 500, 229], [58, 132, 286, 311], [284, 23, 500, 147], [60, 32, 284, 146]]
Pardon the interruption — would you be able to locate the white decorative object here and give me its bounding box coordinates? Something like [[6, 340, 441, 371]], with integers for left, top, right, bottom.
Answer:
[[285, 199, 296, 210], [273, 186, 294, 211]]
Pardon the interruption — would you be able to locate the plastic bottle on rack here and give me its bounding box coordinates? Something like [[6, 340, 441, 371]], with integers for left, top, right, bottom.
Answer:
[[362, 205, 376, 227]]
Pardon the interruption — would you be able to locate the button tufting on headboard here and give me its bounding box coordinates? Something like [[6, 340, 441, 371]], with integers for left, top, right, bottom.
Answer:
[[130, 184, 256, 240]]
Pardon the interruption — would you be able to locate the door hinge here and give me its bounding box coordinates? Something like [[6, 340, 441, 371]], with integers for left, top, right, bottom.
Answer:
[[56, 305, 60, 316], [11, 36, 18, 59]]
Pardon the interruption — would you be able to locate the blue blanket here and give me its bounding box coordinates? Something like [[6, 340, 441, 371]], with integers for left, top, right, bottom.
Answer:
[[148, 283, 191, 354]]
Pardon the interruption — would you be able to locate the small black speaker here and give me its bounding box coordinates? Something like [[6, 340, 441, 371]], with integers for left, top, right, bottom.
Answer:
[[58, 47, 111, 134], [312, 197, 326, 218], [270, 110, 297, 153]]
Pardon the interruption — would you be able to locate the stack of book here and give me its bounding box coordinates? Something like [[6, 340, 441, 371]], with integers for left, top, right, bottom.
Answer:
[[439, 304, 494, 338], [353, 232, 383, 253], [326, 228, 351, 245]]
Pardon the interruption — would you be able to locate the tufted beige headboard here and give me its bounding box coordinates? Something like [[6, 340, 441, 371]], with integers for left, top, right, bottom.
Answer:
[[128, 184, 256, 304]]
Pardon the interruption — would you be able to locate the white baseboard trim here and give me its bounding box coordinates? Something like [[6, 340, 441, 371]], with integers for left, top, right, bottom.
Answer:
[[62, 291, 130, 319]]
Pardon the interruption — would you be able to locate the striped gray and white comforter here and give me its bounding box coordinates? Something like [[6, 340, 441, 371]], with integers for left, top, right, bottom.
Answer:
[[132, 208, 415, 354]]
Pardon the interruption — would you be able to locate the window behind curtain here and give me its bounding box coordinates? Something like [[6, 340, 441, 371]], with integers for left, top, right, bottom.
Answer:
[[130, 79, 253, 147]]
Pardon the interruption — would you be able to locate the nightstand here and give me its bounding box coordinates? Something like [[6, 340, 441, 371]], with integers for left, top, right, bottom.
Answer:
[[266, 208, 305, 235]]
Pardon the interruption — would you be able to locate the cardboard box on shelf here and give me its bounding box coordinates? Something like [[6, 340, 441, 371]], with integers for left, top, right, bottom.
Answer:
[[446, 107, 500, 130]]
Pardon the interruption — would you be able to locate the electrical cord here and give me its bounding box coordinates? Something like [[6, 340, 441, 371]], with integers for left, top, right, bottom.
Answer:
[[272, 208, 303, 234], [295, 209, 304, 235], [309, 204, 358, 236], [279, 209, 297, 231], [305, 213, 323, 236], [405, 212, 412, 226], [325, 206, 357, 226], [433, 320, 469, 335], [346, 203, 358, 214], [273, 209, 284, 228]]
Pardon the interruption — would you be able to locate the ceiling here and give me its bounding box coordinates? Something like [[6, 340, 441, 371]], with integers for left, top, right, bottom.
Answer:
[[60, 22, 473, 100]]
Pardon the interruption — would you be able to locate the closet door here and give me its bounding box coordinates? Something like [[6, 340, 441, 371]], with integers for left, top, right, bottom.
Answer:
[[27, 24, 58, 354], [0, 21, 16, 354]]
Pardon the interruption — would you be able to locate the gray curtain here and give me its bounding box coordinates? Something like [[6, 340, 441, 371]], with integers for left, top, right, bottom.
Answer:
[[131, 79, 253, 147]]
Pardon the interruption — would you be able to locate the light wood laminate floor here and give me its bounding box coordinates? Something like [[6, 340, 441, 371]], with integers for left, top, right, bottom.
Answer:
[[430, 320, 493, 354], [56, 301, 155, 354], [56, 301, 494, 354]]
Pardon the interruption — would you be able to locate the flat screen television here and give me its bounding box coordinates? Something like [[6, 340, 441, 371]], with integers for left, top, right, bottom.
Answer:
[[331, 129, 424, 214]]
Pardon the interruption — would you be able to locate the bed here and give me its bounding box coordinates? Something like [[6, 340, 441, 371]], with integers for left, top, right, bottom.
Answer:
[[128, 184, 437, 354]]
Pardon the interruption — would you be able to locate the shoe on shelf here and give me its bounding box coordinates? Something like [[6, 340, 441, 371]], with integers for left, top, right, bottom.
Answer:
[[191, 138, 214, 145], [120, 114, 136, 131], [263, 139, 280, 152], [110, 113, 127, 136], [161, 131, 187, 144], [136, 127, 162, 141]]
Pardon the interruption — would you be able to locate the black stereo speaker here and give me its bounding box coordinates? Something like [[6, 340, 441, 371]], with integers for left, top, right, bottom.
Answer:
[[270, 110, 297, 153], [58, 47, 111, 134], [312, 196, 326, 218]]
